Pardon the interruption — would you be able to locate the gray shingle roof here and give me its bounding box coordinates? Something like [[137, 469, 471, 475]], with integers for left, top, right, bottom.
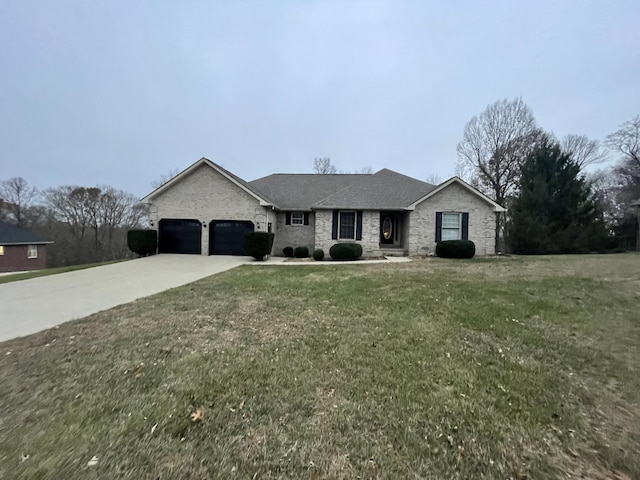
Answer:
[[249, 174, 369, 210], [313, 169, 436, 209], [249, 169, 436, 210], [0, 221, 50, 245]]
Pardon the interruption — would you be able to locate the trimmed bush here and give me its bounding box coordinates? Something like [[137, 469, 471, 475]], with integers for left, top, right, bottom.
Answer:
[[313, 249, 325, 261], [436, 240, 476, 259], [244, 231, 275, 261], [294, 246, 309, 258], [127, 229, 157, 256], [329, 242, 362, 260], [283, 246, 294, 257]]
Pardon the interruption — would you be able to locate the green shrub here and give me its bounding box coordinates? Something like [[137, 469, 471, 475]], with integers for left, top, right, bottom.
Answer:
[[313, 249, 325, 261], [436, 240, 476, 259], [244, 232, 275, 261], [329, 242, 362, 260], [283, 246, 294, 257], [294, 246, 309, 258], [127, 229, 157, 256]]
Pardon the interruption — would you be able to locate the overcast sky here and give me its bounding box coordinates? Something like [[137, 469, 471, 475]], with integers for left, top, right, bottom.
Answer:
[[1, 1, 639, 198]]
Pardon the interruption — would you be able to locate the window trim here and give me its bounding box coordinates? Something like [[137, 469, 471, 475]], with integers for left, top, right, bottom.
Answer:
[[27, 244, 38, 259], [291, 212, 304, 226], [338, 210, 356, 240], [441, 212, 462, 241]]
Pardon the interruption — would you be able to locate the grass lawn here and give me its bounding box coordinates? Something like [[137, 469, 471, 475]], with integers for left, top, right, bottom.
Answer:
[[0, 259, 128, 285], [0, 254, 638, 479]]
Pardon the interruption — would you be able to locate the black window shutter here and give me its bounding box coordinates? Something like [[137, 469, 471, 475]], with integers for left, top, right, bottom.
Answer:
[[332, 211, 338, 239], [304, 212, 309, 225], [435, 212, 442, 242], [356, 211, 363, 240], [285, 212, 291, 225], [461, 212, 469, 240]]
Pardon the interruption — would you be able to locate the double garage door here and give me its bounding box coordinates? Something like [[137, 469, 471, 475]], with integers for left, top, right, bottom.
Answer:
[[158, 219, 253, 255]]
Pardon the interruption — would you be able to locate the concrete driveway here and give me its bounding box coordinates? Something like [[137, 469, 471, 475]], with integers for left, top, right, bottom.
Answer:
[[0, 255, 247, 342]]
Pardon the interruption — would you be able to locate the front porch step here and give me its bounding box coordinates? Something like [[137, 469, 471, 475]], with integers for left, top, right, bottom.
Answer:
[[379, 248, 408, 257]]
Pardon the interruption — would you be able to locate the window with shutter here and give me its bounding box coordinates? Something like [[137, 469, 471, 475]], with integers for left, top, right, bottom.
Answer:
[[338, 211, 356, 240], [291, 212, 304, 225], [441, 213, 461, 240]]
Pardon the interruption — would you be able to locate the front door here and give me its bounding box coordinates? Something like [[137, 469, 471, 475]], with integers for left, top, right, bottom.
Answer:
[[380, 213, 401, 245]]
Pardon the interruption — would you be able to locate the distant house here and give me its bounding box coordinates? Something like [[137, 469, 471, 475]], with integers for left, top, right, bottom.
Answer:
[[0, 221, 53, 273], [141, 157, 505, 257]]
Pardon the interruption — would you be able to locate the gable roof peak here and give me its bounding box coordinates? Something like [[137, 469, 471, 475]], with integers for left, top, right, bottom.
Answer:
[[408, 176, 506, 212], [141, 157, 272, 206]]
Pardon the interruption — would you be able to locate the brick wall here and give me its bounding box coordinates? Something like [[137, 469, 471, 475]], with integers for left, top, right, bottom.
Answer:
[[313, 210, 384, 258], [149, 165, 272, 255], [408, 182, 496, 256], [273, 212, 315, 255], [0, 244, 47, 272]]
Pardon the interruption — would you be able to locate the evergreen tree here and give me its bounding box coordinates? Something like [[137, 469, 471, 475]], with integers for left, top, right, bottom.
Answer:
[[509, 141, 607, 254]]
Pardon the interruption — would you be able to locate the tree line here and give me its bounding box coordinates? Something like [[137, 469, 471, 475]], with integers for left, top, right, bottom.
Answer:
[[0, 179, 147, 267], [456, 98, 639, 254]]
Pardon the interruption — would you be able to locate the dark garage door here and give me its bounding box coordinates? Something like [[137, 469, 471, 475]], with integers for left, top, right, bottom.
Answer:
[[210, 221, 254, 255], [158, 219, 202, 254]]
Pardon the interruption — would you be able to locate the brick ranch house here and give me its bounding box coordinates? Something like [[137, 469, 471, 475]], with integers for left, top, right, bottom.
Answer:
[[0, 220, 52, 273], [141, 157, 505, 257]]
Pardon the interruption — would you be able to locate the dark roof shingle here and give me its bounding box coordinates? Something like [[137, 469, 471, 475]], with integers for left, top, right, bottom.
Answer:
[[249, 169, 435, 210], [249, 174, 368, 210], [313, 169, 436, 209], [0, 221, 49, 245]]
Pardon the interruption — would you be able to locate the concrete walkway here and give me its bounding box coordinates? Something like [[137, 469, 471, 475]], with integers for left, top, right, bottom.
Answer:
[[0, 255, 246, 342]]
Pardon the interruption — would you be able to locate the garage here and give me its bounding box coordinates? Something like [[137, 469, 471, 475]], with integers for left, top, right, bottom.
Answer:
[[158, 219, 202, 254], [209, 220, 254, 255]]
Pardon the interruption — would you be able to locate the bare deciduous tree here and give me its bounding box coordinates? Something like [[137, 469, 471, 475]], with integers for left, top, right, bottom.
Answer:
[[43, 185, 147, 263], [43, 186, 100, 248], [606, 115, 640, 166], [151, 168, 181, 189], [586, 168, 624, 225], [425, 174, 442, 185], [313, 157, 337, 174], [456, 97, 543, 252], [0, 177, 39, 227], [98, 187, 148, 258], [561, 134, 608, 168], [606, 115, 640, 195], [605, 115, 640, 249], [339, 166, 374, 174]]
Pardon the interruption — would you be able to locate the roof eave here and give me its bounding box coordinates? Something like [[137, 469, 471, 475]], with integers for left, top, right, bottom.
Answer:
[[313, 205, 407, 210], [0, 241, 54, 246]]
